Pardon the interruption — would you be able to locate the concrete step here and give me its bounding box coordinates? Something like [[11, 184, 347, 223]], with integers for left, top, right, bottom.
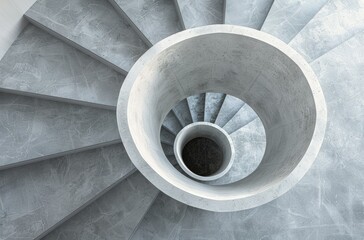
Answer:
[[223, 103, 258, 134], [204, 92, 226, 123], [130, 193, 187, 240], [225, 0, 274, 29], [0, 92, 120, 170], [0, 24, 123, 110], [210, 117, 266, 185], [214, 95, 244, 127], [167, 155, 178, 165], [160, 127, 176, 146], [25, 0, 148, 75], [261, 0, 328, 43], [172, 99, 193, 127], [163, 111, 183, 135], [187, 94, 205, 122], [289, 0, 364, 62], [162, 143, 174, 156], [42, 171, 158, 240], [0, 143, 135, 240], [175, 0, 224, 29], [108, 0, 182, 46]]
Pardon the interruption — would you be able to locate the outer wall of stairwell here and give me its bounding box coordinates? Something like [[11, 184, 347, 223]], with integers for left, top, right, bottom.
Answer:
[[118, 25, 327, 212]]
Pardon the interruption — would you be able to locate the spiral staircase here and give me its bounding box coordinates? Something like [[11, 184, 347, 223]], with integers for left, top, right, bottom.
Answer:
[[0, 0, 363, 239]]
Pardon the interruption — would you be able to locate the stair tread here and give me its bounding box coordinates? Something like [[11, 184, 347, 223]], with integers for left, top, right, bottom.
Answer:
[[25, 0, 148, 74], [214, 95, 244, 127], [261, 0, 328, 43], [131, 193, 187, 240], [0, 92, 119, 170], [187, 94, 205, 122], [289, 0, 364, 62], [109, 0, 181, 45], [225, 0, 274, 29], [223, 103, 258, 134], [42, 171, 158, 240], [167, 155, 178, 166], [162, 143, 174, 156], [172, 100, 193, 127], [204, 92, 225, 123], [210, 118, 266, 185], [160, 127, 175, 146], [175, 0, 224, 29], [0, 24, 123, 109], [163, 111, 182, 135], [0, 144, 134, 240]]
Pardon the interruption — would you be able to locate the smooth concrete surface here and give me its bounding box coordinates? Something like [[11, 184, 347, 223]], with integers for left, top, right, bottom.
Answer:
[[0, 92, 120, 170], [108, 0, 182, 46], [204, 92, 225, 123], [117, 25, 327, 211], [42, 172, 158, 240], [0, 144, 134, 240], [225, 0, 274, 29], [261, 0, 329, 43], [0, 25, 124, 109], [25, 0, 148, 74], [175, 0, 224, 29], [174, 122, 234, 181], [289, 0, 364, 62], [0, 0, 36, 60]]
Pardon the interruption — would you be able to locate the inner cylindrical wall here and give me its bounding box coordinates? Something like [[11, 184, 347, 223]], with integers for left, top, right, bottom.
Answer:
[[174, 122, 234, 181]]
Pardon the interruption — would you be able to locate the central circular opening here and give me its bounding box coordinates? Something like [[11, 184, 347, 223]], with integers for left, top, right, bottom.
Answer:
[[182, 137, 223, 176]]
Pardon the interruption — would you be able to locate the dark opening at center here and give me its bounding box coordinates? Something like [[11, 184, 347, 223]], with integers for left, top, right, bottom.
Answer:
[[182, 137, 223, 176]]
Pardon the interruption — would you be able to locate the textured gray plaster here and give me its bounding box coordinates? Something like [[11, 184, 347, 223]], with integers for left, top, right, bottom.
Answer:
[[225, 0, 274, 29], [108, 0, 182, 46], [0, 144, 134, 240], [175, 0, 224, 29], [223, 102, 259, 134], [172, 99, 193, 127], [25, 0, 148, 74], [0, 93, 120, 170], [187, 94, 205, 122], [214, 94, 245, 127], [0, 25, 123, 109], [204, 92, 225, 123], [261, 0, 328, 43], [289, 0, 364, 62], [162, 111, 183, 135], [43, 172, 158, 240]]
